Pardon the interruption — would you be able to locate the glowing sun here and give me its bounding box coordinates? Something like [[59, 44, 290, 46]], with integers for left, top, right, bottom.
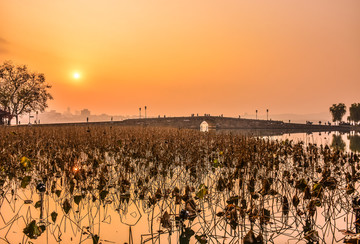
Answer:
[[73, 72, 80, 79]]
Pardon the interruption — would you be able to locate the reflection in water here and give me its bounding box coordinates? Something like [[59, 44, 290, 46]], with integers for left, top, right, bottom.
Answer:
[[0, 126, 360, 243], [349, 135, 360, 152], [331, 134, 346, 151]]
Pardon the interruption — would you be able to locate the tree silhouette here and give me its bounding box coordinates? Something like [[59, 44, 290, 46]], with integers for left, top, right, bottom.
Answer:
[[0, 61, 52, 124], [329, 103, 346, 124], [349, 103, 360, 124]]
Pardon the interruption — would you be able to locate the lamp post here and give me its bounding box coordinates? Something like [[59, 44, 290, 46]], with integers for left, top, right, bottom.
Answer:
[[266, 109, 269, 121], [256, 110, 258, 120], [145, 106, 147, 119], [139, 107, 141, 119]]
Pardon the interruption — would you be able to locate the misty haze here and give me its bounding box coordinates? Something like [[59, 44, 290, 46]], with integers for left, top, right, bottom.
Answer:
[[0, 1, 360, 244]]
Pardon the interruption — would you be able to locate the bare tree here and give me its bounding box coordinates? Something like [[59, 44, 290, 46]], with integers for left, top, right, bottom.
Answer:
[[0, 61, 53, 124]]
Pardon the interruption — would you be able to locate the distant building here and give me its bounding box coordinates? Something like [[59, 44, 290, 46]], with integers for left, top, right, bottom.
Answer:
[[0, 109, 11, 125], [46, 110, 62, 117], [80, 109, 91, 117], [64, 107, 72, 116]]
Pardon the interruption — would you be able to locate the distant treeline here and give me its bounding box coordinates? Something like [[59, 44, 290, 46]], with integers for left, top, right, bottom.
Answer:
[[329, 103, 360, 124]]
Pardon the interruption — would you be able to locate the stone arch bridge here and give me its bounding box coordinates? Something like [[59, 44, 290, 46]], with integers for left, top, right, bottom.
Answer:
[[119, 116, 351, 132], [26, 116, 355, 133]]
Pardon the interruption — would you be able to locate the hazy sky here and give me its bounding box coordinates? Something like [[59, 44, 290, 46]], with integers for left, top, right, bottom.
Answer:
[[1, 0, 359, 117]]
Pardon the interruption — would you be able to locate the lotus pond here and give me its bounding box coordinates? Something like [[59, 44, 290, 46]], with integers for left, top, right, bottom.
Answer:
[[0, 125, 360, 244]]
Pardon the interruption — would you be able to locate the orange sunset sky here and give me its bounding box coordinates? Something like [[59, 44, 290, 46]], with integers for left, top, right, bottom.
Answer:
[[1, 0, 359, 117]]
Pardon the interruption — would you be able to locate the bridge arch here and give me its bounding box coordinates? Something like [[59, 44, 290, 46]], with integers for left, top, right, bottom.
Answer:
[[200, 121, 209, 132]]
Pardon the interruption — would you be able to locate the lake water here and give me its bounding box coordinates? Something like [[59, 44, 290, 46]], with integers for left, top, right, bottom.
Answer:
[[272, 131, 360, 153], [1, 130, 359, 244]]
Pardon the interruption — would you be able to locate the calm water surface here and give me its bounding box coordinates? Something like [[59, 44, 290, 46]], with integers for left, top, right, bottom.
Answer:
[[271, 131, 360, 153]]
